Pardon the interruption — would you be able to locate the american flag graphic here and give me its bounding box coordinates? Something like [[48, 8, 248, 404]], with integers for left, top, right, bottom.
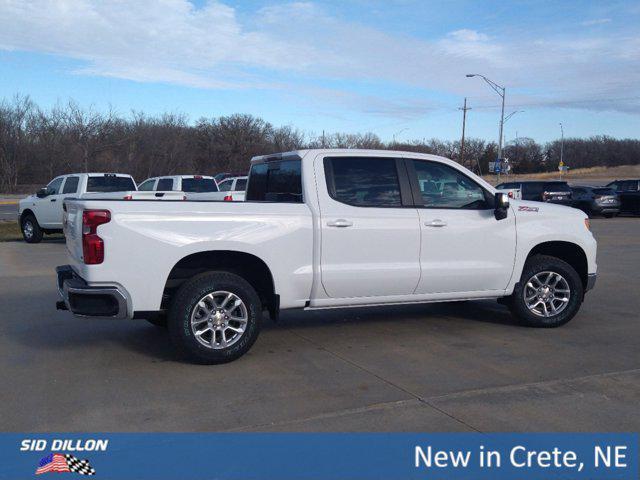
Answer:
[[35, 453, 96, 475]]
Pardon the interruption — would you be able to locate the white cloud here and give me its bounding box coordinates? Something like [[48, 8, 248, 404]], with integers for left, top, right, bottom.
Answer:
[[0, 0, 638, 116], [581, 18, 612, 26]]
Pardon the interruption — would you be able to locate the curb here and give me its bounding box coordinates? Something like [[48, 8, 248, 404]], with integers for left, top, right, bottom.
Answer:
[[0, 201, 18, 205]]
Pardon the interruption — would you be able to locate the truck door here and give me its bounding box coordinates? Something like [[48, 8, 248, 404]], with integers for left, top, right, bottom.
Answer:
[[406, 159, 516, 295], [317, 155, 421, 298], [38, 176, 66, 228]]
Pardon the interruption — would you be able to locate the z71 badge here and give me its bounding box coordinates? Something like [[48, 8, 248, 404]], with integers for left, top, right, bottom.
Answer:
[[518, 206, 539, 212]]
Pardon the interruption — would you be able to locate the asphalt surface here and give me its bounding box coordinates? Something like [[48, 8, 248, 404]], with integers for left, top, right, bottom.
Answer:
[[0, 217, 639, 432], [0, 203, 18, 221]]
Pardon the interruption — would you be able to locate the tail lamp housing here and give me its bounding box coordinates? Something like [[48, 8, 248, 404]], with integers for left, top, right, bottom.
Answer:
[[82, 209, 111, 264], [224, 195, 233, 201]]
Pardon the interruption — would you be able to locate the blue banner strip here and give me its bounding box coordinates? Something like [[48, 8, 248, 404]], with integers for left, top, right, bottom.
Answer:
[[2, 433, 637, 479]]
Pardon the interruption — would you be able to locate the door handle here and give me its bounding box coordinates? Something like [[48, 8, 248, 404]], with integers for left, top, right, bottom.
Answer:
[[50, 198, 57, 202], [327, 219, 353, 228], [424, 219, 447, 227]]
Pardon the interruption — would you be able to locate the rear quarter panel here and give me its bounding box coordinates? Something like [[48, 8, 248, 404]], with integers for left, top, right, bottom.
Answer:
[[65, 200, 314, 311]]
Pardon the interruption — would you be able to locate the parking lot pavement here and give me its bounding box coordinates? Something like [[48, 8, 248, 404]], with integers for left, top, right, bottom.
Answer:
[[0, 203, 18, 221], [0, 218, 639, 432]]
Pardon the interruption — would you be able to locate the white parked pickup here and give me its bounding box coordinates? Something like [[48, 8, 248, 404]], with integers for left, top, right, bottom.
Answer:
[[19, 173, 137, 243], [56, 150, 597, 363], [216, 176, 247, 201], [137, 175, 228, 200]]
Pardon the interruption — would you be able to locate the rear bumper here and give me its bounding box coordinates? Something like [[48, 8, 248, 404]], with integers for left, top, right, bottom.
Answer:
[[56, 265, 131, 319], [586, 273, 597, 293], [592, 203, 620, 214]]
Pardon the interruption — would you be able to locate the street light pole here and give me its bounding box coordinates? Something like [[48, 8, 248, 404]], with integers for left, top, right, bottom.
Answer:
[[559, 122, 564, 180], [466, 74, 506, 182]]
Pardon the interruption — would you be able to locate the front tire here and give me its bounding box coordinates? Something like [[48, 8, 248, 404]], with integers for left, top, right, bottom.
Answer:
[[168, 271, 261, 364], [21, 214, 43, 243], [509, 254, 584, 327]]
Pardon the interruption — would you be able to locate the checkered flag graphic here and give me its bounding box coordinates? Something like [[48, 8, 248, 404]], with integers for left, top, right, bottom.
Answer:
[[64, 454, 96, 476]]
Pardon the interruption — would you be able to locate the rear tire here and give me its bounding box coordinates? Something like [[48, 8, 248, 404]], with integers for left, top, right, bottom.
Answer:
[[21, 214, 43, 243], [168, 271, 261, 364], [509, 254, 584, 327]]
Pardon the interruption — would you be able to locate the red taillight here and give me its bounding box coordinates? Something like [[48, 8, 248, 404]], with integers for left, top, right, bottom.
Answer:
[[82, 209, 111, 265], [224, 195, 233, 201], [123, 194, 133, 200]]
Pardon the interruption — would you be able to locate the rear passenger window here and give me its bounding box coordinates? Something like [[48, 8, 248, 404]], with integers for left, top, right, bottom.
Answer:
[[245, 160, 303, 203], [62, 176, 79, 194], [235, 179, 247, 191], [156, 178, 174, 191], [325, 157, 402, 207]]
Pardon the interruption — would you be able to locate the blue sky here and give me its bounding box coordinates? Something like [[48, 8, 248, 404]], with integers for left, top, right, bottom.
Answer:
[[1, 0, 639, 143]]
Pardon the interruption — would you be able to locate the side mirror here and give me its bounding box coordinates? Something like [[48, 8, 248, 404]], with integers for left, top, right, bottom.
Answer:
[[36, 188, 49, 198], [494, 192, 509, 220]]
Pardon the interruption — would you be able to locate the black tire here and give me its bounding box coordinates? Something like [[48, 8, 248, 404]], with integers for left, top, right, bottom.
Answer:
[[168, 271, 261, 364], [508, 254, 584, 327], [21, 214, 43, 243], [603, 213, 617, 218]]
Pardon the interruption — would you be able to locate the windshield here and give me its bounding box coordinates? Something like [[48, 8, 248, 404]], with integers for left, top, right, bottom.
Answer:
[[86, 176, 136, 192], [181, 178, 219, 193]]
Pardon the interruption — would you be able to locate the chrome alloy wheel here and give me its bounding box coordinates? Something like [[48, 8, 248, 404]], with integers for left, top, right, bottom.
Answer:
[[190, 291, 248, 349], [23, 220, 34, 239], [523, 271, 571, 318]]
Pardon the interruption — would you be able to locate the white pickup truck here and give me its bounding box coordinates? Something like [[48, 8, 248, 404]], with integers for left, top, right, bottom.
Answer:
[[137, 175, 226, 200], [56, 150, 597, 364], [19, 173, 137, 243]]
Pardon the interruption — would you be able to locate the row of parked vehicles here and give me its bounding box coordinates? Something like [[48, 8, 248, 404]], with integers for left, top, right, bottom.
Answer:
[[496, 179, 640, 218], [18, 173, 247, 243]]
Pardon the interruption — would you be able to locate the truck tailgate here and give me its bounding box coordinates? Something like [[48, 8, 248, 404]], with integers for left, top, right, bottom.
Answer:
[[63, 200, 84, 263]]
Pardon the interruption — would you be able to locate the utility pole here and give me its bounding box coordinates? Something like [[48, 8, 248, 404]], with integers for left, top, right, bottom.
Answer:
[[458, 98, 471, 169]]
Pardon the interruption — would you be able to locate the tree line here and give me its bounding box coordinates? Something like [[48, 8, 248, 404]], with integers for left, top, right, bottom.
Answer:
[[1, 95, 638, 192]]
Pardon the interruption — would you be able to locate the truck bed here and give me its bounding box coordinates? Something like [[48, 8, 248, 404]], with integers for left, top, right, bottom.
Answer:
[[63, 198, 314, 313]]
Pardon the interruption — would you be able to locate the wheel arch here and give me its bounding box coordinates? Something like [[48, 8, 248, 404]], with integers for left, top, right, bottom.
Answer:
[[162, 250, 278, 317], [20, 209, 36, 222], [526, 241, 588, 289]]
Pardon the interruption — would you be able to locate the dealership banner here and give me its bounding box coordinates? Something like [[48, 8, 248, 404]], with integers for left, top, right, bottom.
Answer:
[[2, 433, 637, 479]]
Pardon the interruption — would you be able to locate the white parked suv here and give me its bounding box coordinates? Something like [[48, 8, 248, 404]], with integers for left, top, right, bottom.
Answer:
[[216, 176, 247, 201], [19, 173, 136, 243], [56, 150, 597, 363], [137, 175, 220, 199]]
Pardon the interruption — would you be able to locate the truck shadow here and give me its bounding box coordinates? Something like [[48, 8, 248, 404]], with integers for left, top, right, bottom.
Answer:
[[271, 299, 521, 331], [9, 291, 521, 364]]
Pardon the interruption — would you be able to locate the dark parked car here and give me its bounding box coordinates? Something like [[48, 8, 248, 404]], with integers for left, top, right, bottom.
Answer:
[[496, 181, 573, 205], [605, 180, 640, 215], [571, 186, 620, 217]]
